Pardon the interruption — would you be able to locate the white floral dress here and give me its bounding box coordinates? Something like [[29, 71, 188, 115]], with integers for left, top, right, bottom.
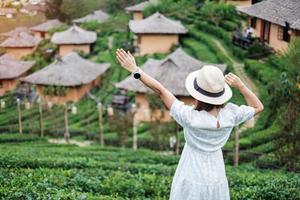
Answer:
[[169, 99, 255, 200]]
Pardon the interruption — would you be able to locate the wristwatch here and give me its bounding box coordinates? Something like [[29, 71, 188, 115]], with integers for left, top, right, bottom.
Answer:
[[133, 68, 141, 79]]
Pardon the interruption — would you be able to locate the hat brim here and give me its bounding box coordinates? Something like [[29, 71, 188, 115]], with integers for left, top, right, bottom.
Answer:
[[185, 70, 232, 105]]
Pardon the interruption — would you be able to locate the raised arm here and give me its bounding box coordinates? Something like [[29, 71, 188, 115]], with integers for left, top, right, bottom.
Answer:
[[225, 73, 264, 115], [116, 49, 176, 109]]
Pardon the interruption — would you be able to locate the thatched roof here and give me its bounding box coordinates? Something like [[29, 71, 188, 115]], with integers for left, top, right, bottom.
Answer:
[[116, 48, 226, 96], [22, 52, 110, 86], [0, 54, 35, 79], [238, 0, 300, 30], [72, 10, 110, 24], [30, 19, 65, 32], [0, 32, 41, 48], [126, 1, 151, 12], [129, 12, 187, 34], [51, 25, 97, 45], [0, 27, 32, 37]]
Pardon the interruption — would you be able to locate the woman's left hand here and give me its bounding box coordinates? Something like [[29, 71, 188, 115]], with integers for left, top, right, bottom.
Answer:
[[116, 49, 138, 73]]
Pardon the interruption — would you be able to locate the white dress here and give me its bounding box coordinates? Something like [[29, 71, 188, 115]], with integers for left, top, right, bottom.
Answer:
[[169, 99, 255, 200]]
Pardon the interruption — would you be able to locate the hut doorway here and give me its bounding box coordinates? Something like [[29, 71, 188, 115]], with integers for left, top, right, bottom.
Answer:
[[261, 20, 271, 43]]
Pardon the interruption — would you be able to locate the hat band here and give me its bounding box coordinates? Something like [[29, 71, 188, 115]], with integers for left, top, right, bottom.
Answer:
[[193, 78, 225, 98]]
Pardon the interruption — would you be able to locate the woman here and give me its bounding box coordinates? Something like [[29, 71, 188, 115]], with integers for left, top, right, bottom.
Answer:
[[116, 49, 263, 200]]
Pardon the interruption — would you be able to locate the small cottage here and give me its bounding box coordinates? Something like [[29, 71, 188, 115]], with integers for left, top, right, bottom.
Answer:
[[73, 9, 110, 24], [129, 12, 187, 55], [116, 48, 226, 123], [0, 27, 32, 38], [238, 0, 300, 51], [30, 19, 65, 39], [125, 1, 151, 21], [0, 8, 17, 18], [51, 25, 97, 56], [22, 52, 110, 104], [0, 31, 41, 59], [0, 54, 35, 96]]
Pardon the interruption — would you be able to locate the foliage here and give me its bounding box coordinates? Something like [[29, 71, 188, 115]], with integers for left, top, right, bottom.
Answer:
[[0, 140, 299, 199], [267, 39, 300, 171], [105, 0, 144, 14], [247, 40, 273, 59], [198, 1, 237, 27]]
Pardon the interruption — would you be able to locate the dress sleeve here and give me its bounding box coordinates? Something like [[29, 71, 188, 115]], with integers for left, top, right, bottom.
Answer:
[[227, 103, 255, 126], [170, 99, 193, 127]]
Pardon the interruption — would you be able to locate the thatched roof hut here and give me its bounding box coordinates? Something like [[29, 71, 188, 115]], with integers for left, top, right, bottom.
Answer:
[[51, 25, 97, 45], [117, 48, 226, 96], [0, 27, 32, 38], [23, 52, 110, 86], [0, 54, 35, 95], [129, 12, 188, 34], [72, 10, 110, 24], [238, 0, 300, 31], [0, 54, 35, 80], [30, 19, 65, 33], [126, 1, 151, 12], [0, 32, 41, 48]]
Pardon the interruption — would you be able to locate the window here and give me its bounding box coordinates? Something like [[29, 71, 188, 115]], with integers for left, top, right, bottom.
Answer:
[[278, 26, 290, 42], [250, 17, 257, 29]]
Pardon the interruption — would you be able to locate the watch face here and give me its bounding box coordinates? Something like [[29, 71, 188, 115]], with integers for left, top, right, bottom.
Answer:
[[134, 73, 141, 79]]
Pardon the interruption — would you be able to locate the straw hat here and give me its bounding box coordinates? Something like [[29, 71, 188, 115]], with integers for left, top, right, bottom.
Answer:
[[185, 65, 232, 105]]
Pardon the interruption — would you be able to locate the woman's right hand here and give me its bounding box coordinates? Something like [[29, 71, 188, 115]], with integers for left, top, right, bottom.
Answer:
[[116, 48, 138, 73], [225, 73, 245, 89]]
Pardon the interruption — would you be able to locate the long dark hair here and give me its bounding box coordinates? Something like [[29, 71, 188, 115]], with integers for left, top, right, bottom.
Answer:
[[195, 100, 225, 112]]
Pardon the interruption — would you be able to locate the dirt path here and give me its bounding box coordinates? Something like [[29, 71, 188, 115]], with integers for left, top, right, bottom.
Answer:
[[48, 139, 93, 147], [213, 40, 258, 95]]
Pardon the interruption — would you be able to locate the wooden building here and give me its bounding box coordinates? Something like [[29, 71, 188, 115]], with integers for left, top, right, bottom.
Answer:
[[116, 48, 226, 123], [125, 1, 151, 21], [30, 19, 65, 39], [0, 31, 41, 59], [238, 0, 300, 52], [22, 52, 110, 104], [0, 54, 35, 96], [0, 27, 32, 38], [51, 25, 97, 56], [129, 12, 187, 55], [73, 9, 110, 24]]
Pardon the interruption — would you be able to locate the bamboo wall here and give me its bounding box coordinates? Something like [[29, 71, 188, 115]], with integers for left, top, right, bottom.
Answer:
[[58, 44, 91, 57], [5, 47, 36, 59]]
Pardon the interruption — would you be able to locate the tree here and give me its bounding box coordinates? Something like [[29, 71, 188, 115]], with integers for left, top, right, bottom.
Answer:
[[45, 0, 65, 21], [269, 38, 300, 171]]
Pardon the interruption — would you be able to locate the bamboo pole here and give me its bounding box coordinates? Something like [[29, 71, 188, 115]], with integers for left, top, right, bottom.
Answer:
[[97, 102, 104, 146], [39, 100, 44, 137], [17, 99, 23, 134], [233, 126, 239, 166], [132, 104, 138, 150], [175, 123, 180, 155], [64, 103, 70, 143]]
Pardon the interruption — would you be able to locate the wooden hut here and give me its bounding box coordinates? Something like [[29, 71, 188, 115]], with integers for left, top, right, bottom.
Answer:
[[238, 0, 300, 52], [125, 1, 151, 21], [22, 52, 110, 104], [116, 48, 226, 123], [72, 9, 110, 24], [129, 12, 187, 55], [0, 31, 41, 59], [30, 19, 65, 39], [51, 25, 97, 56], [0, 27, 32, 38], [0, 54, 35, 96]]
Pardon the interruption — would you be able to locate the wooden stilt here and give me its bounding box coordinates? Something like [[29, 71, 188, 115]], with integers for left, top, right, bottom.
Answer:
[[132, 116, 138, 150], [39, 100, 44, 137], [64, 103, 70, 143], [233, 126, 239, 166], [17, 99, 23, 135], [97, 103, 104, 146]]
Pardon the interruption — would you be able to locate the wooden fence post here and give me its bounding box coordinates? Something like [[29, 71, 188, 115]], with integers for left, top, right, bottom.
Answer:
[[175, 124, 180, 155], [39, 100, 44, 137], [233, 126, 239, 166], [97, 102, 104, 146], [17, 98, 23, 134], [132, 104, 138, 150], [64, 103, 70, 143]]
